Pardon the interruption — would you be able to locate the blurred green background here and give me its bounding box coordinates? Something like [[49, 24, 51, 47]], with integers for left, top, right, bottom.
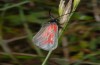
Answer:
[[0, 0, 100, 65]]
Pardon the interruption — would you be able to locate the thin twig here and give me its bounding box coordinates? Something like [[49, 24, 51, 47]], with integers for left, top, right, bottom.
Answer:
[[0, 52, 37, 57], [0, 1, 30, 11], [0, 52, 99, 65], [51, 58, 100, 65], [0, 10, 21, 65], [62, 36, 69, 59], [4, 35, 27, 43], [92, 0, 100, 22]]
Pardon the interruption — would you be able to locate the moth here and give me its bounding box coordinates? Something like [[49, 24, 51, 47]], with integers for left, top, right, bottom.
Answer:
[[32, 14, 61, 51]]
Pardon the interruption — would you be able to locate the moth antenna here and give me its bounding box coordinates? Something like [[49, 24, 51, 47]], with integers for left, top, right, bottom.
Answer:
[[49, 9, 55, 20], [56, 11, 75, 19]]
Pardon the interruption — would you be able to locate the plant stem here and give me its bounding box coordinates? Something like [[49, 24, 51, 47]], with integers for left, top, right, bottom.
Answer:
[[42, 50, 53, 65], [41, 0, 80, 65]]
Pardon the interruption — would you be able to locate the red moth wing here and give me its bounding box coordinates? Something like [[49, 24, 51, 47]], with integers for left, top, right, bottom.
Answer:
[[32, 22, 58, 51]]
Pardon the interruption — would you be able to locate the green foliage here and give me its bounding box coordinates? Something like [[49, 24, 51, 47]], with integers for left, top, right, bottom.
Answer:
[[5, 11, 46, 26], [26, 12, 46, 24], [0, 0, 99, 65], [72, 13, 93, 20]]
